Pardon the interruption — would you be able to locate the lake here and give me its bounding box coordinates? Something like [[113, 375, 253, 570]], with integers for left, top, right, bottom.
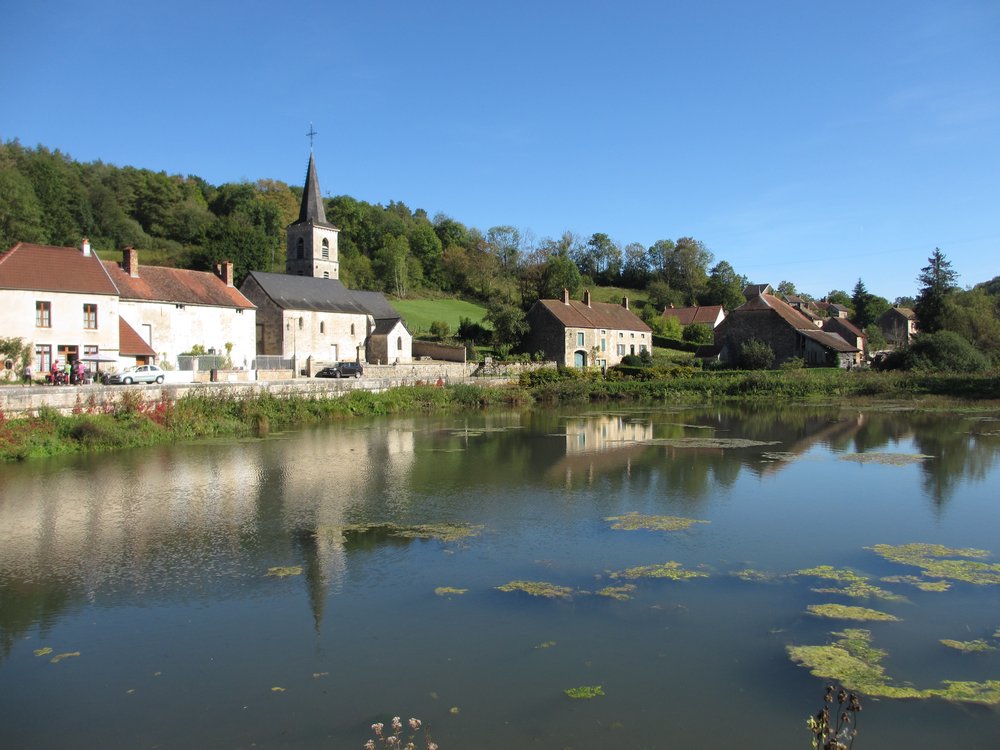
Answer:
[[1, 404, 999, 749]]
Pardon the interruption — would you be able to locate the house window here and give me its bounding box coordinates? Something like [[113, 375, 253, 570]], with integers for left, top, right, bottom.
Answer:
[[36, 301, 51, 328], [577, 332, 584, 347], [640, 344, 647, 353], [298, 317, 304, 330], [321, 238, 330, 259], [617, 344, 625, 355], [35, 344, 52, 373], [175, 303, 185, 310], [83, 303, 97, 329], [296, 237, 305, 259], [601, 338, 606, 352], [84, 345, 98, 357], [320, 321, 325, 334]]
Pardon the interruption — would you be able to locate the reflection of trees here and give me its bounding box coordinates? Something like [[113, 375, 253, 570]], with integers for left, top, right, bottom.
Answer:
[[908, 413, 1000, 506]]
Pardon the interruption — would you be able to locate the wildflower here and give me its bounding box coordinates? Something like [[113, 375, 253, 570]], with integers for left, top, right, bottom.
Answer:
[[408, 718, 421, 731], [372, 723, 384, 738], [392, 716, 403, 732], [364, 741, 375, 750]]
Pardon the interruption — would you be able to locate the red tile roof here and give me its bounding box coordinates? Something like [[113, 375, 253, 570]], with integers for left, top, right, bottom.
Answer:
[[105, 261, 254, 309], [119, 317, 157, 357], [736, 293, 818, 329], [0, 242, 118, 295], [662, 305, 724, 326], [535, 299, 651, 332]]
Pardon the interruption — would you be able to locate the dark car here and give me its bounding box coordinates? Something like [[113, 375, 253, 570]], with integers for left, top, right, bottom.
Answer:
[[315, 362, 364, 379]]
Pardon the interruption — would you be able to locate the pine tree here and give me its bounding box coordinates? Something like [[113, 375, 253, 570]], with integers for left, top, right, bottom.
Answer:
[[914, 248, 958, 334]]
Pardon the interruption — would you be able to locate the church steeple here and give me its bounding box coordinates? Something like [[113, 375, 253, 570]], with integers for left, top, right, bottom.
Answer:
[[285, 146, 340, 279]]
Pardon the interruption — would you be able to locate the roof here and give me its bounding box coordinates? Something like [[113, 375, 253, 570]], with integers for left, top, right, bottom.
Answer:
[[534, 298, 652, 332], [799, 328, 859, 353], [734, 293, 818, 329], [884, 306, 916, 320], [245, 271, 401, 319], [661, 305, 723, 326], [743, 283, 772, 299], [291, 153, 336, 229], [0, 242, 118, 296], [822, 316, 864, 339], [105, 261, 255, 309], [119, 317, 157, 357]]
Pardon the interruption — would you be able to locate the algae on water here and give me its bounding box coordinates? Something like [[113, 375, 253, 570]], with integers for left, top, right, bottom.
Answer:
[[806, 604, 900, 622], [434, 586, 468, 596], [595, 584, 637, 600], [840, 452, 933, 466], [868, 543, 1000, 585], [606, 512, 709, 532], [941, 639, 996, 653], [266, 566, 303, 578], [610, 562, 708, 581], [564, 685, 604, 699], [496, 580, 573, 599]]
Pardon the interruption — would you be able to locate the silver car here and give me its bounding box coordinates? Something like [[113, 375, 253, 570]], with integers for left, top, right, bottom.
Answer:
[[106, 364, 166, 385]]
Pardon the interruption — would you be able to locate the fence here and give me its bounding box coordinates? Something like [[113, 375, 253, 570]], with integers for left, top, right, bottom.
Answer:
[[253, 355, 295, 371]]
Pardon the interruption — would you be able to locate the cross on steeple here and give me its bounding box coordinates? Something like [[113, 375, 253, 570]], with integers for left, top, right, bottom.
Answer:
[[306, 122, 318, 151]]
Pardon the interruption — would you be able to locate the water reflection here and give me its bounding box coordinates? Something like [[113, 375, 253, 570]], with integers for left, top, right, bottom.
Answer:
[[2, 404, 1000, 748]]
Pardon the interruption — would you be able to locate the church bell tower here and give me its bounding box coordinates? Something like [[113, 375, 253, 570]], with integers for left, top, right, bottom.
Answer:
[[285, 150, 339, 279]]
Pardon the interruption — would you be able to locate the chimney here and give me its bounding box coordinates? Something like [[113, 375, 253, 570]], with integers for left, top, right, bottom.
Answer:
[[561, 288, 570, 304], [215, 261, 234, 287], [123, 247, 139, 278], [81, 238, 91, 257], [621, 296, 629, 311], [583, 289, 591, 307]]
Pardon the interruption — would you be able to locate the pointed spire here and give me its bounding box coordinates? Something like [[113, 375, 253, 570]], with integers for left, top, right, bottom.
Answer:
[[297, 153, 330, 225]]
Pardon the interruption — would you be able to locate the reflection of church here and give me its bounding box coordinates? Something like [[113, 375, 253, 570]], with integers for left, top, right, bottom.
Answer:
[[240, 149, 412, 371]]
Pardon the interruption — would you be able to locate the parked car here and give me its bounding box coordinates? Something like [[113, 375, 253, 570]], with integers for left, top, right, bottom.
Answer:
[[106, 364, 165, 385], [315, 361, 364, 378]]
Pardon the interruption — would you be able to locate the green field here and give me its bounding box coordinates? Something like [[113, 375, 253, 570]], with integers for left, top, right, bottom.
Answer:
[[389, 298, 489, 334]]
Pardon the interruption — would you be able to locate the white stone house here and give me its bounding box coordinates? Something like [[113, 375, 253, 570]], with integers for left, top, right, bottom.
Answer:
[[103, 247, 257, 369]]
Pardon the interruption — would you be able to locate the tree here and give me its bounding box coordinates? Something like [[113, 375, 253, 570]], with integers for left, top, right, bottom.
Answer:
[[682, 322, 714, 345], [914, 248, 958, 333], [485, 299, 528, 354], [825, 290, 853, 309], [703, 261, 747, 311], [777, 280, 797, 297], [943, 288, 1000, 364], [486, 225, 521, 271], [738, 338, 775, 370], [850, 278, 889, 330], [0, 168, 47, 248], [646, 279, 683, 311], [621, 242, 651, 288]]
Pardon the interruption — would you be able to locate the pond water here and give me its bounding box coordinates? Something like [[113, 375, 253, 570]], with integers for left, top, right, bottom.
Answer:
[[1, 404, 1000, 749]]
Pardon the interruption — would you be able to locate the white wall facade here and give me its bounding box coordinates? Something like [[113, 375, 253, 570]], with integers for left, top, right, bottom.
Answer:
[[281, 309, 371, 363], [119, 300, 257, 370]]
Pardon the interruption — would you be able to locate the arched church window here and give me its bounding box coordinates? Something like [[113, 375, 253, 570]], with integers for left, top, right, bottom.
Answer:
[[296, 237, 304, 259], [350, 323, 355, 336], [321, 238, 330, 259], [397, 336, 403, 351]]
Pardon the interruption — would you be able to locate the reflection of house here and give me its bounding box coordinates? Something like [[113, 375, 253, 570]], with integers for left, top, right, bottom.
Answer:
[[877, 307, 917, 348], [0, 239, 152, 372], [103, 248, 257, 368], [713, 285, 860, 368], [564, 414, 653, 453], [662, 304, 726, 328], [524, 289, 652, 368], [239, 152, 411, 368]]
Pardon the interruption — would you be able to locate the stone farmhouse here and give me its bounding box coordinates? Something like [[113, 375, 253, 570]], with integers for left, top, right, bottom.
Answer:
[[711, 284, 860, 368], [877, 307, 918, 348], [238, 151, 412, 371], [661, 304, 726, 329], [524, 289, 651, 368]]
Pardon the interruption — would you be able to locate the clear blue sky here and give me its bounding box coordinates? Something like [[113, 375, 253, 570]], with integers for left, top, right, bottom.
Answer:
[[3, 0, 998, 300]]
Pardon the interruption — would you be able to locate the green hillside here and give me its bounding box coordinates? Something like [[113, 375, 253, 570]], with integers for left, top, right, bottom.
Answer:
[[389, 298, 489, 335]]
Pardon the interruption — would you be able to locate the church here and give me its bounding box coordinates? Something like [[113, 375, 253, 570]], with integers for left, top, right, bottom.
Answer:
[[240, 152, 412, 372]]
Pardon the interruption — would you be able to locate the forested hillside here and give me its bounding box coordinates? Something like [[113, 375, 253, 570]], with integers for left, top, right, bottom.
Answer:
[[2, 140, 998, 361]]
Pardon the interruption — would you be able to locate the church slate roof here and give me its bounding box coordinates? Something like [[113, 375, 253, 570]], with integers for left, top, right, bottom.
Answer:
[[245, 271, 401, 320], [0, 242, 118, 295], [292, 153, 336, 228]]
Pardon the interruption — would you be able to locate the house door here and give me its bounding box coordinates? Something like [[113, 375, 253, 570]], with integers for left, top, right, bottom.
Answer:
[[58, 345, 79, 364], [574, 350, 587, 367]]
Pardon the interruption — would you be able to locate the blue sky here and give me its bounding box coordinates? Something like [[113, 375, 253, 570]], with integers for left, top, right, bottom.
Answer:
[[3, 0, 998, 300]]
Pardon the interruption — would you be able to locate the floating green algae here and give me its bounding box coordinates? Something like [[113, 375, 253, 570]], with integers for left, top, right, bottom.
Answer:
[[605, 512, 709, 532], [809, 580, 907, 602], [496, 580, 573, 599], [434, 587, 468, 596], [610, 562, 709, 581], [880, 575, 951, 592], [564, 685, 604, 699], [795, 565, 865, 582], [731, 568, 780, 582], [761, 451, 797, 462], [868, 543, 1000, 585], [535, 641, 557, 649], [340, 522, 484, 543], [266, 566, 303, 578], [941, 639, 996, 653], [50, 652, 81, 664], [33, 647, 53, 657], [806, 604, 900, 622], [788, 629, 1000, 705], [840, 452, 932, 466], [595, 584, 637, 600], [644, 438, 780, 449]]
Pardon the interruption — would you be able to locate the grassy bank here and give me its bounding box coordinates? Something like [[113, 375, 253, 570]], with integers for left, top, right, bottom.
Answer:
[[2, 369, 998, 461]]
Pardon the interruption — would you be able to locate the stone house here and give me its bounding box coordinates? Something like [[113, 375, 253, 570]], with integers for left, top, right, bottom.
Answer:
[[821, 316, 867, 362], [713, 287, 859, 368], [524, 289, 652, 368], [103, 248, 257, 369], [877, 307, 918, 348], [0, 239, 155, 373]]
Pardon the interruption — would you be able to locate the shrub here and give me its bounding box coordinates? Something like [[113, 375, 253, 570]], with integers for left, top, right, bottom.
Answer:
[[779, 356, 805, 370], [877, 331, 990, 373], [738, 338, 775, 370], [682, 323, 714, 345]]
